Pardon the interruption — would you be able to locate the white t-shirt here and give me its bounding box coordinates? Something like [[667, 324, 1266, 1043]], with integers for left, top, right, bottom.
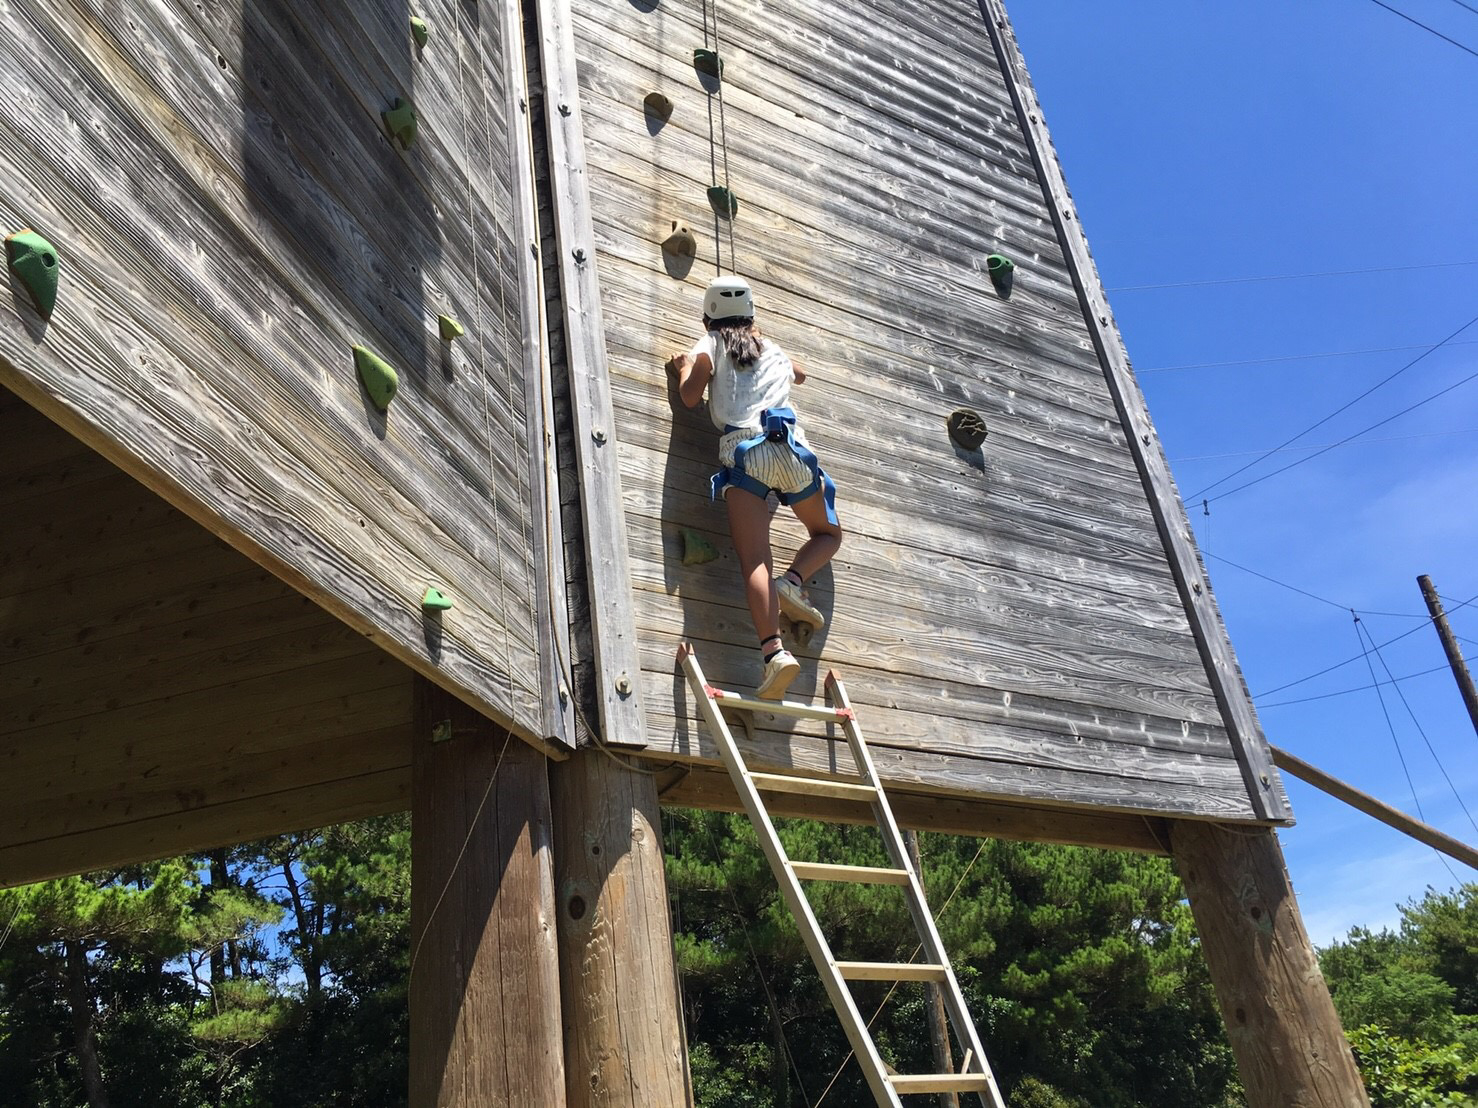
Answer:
[[688, 332, 798, 432]]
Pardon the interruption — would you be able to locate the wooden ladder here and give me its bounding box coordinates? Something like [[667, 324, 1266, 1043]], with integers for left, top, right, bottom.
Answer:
[[677, 643, 1006, 1108]]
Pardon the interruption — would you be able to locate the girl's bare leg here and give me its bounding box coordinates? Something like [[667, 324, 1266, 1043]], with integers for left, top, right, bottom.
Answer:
[[726, 488, 780, 641], [785, 491, 842, 582]]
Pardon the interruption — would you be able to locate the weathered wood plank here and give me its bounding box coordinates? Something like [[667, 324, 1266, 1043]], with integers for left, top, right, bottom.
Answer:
[[0, 766, 410, 888], [977, 0, 1290, 822], [656, 764, 1174, 855], [534, 0, 647, 747], [564, 0, 1274, 823], [0, 0, 555, 744]]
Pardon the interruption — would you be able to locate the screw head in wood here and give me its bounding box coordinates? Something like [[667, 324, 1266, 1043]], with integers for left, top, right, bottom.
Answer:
[[615, 674, 633, 697]]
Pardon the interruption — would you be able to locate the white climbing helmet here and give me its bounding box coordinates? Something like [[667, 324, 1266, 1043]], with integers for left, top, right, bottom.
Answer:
[[703, 275, 755, 322]]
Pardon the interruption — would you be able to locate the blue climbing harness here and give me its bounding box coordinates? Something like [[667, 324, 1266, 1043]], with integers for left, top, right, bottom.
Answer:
[[710, 407, 838, 525]]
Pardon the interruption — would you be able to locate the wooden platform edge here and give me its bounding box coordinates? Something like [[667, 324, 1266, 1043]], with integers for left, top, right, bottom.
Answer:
[[975, 0, 1292, 823], [655, 763, 1176, 855]]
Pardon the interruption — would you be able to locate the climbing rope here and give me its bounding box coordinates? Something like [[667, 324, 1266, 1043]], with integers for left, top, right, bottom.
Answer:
[[702, 0, 737, 275]]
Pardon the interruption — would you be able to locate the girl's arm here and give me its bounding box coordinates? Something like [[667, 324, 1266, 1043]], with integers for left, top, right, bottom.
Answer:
[[670, 350, 713, 408]]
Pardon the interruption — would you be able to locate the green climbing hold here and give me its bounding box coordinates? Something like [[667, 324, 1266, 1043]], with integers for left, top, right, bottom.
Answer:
[[422, 586, 453, 611], [6, 229, 59, 318], [681, 527, 718, 566], [707, 186, 738, 221], [693, 48, 723, 80], [353, 345, 400, 411], [382, 97, 418, 148], [437, 314, 465, 341], [410, 16, 430, 48], [986, 253, 1015, 298]]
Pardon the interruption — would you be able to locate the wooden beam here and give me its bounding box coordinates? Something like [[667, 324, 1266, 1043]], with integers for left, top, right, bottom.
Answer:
[[532, 0, 646, 747], [550, 750, 691, 1105], [410, 678, 565, 1107], [656, 765, 1172, 856], [1170, 821, 1369, 1107], [976, 0, 1290, 823], [1272, 745, 1478, 870], [500, 0, 576, 751]]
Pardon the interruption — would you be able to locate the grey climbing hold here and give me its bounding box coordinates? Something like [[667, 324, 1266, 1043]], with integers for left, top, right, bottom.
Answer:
[[947, 409, 988, 452], [643, 91, 674, 125]]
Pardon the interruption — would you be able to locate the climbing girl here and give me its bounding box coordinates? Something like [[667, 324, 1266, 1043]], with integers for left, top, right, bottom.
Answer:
[[669, 276, 842, 700]]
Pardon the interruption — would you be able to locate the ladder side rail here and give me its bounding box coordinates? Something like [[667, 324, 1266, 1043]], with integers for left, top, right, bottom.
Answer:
[[679, 648, 904, 1108], [826, 672, 1008, 1108]]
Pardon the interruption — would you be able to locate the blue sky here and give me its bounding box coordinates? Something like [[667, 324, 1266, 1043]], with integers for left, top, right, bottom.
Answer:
[[1005, 1, 1478, 943]]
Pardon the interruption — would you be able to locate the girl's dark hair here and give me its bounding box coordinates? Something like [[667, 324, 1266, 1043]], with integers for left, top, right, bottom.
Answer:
[[706, 317, 763, 368]]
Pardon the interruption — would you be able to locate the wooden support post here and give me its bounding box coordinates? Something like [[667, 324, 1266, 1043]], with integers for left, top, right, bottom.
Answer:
[[1169, 821, 1369, 1108], [551, 750, 691, 1107], [410, 679, 565, 1107]]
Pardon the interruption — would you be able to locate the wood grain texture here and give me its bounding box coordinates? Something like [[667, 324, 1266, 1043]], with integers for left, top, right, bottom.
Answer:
[[0, 407, 418, 886], [977, 0, 1290, 821], [566, 0, 1275, 822], [410, 679, 565, 1107], [0, 0, 562, 751], [550, 749, 691, 1106], [534, 0, 648, 748], [1171, 822, 1369, 1107]]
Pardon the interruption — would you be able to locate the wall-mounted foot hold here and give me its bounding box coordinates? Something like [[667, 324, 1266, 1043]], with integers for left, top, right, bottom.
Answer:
[[660, 221, 696, 279], [382, 97, 418, 149], [681, 527, 718, 565], [693, 48, 723, 80], [986, 253, 1014, 298], [437, 314, 465, 341], [353, 345, 400, 411], [643, 91, 673, 127], [707, 186, 738, 221], [410, 16, 430, 48], [421, 586, 453, 611], [947, 408, 988, 451], [5, 229, 59, 318]]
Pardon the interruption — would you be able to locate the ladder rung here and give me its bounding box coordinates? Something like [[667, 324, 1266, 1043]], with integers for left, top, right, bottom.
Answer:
[[836, 961, 947, 982], [889, 1074, 995, 1094], [706, 687, 852, 724], [790, 862, 911, 885], [750, 772, 876, 801]]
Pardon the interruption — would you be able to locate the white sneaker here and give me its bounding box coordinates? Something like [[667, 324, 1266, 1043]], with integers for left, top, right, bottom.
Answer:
[[756, 649, 800, 701], [775, 576, 825, 628]]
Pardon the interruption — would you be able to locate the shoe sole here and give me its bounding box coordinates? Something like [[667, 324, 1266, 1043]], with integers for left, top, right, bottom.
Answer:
[[757, 658, 800, 700], [777, 586, 825, 629]]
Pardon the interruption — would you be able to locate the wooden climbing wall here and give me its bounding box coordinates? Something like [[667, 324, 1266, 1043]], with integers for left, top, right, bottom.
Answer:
[[565, 0, 1290, 824], [0, 0, 565, 764]]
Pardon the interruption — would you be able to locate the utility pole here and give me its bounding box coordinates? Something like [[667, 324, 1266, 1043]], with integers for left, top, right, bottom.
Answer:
[[1417, 575, 1478, 738]]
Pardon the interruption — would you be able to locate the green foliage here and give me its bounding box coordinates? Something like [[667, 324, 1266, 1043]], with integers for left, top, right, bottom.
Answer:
[[1346, 1023, 1478, 1108], [0, 816, 411, 1107], [664, 809, 1238, 1107], [1320, 883, 1478, 1107]]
